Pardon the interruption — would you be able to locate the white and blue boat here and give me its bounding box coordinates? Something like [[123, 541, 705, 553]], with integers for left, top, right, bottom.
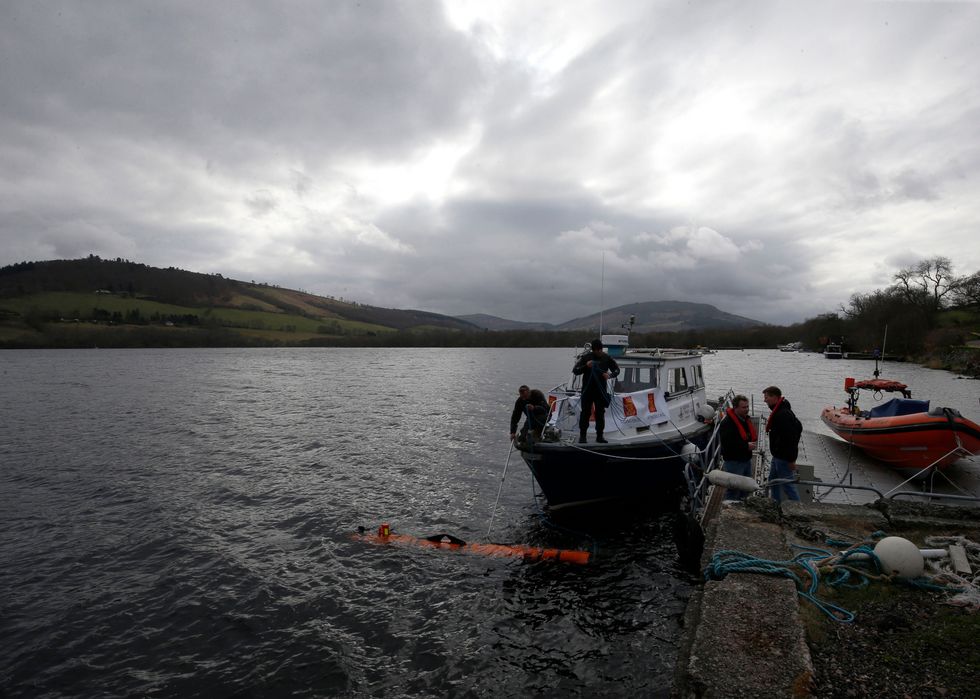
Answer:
[[824, 343, 843, 359], [516, 334, 716, 510]]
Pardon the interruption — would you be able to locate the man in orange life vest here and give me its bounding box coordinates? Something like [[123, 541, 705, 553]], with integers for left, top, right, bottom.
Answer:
[[719, 394, 757, 500]]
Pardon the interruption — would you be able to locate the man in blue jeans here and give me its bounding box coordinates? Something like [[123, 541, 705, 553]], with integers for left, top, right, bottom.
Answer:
[[762, 385, 802, 502]]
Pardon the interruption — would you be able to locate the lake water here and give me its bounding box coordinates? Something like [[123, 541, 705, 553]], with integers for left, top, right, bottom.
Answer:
[[1, 347, 976, 697]]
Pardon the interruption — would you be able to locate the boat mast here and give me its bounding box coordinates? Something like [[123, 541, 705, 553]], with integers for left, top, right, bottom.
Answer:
[[874, 325, 888, 379], [599, 251, 605, 336]]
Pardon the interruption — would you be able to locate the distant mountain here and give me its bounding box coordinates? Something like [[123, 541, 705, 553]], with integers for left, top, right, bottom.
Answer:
[[558, 301, 764, 333], [459, 301, 764, 334], [455, 314, 557, 331]]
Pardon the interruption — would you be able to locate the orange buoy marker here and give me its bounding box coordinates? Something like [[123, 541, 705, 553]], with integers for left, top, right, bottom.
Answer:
[[354, 525, 590, 565]]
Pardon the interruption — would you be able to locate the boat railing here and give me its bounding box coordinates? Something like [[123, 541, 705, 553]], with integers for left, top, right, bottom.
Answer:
[[768, 478, 980, 505], [878, 443, 978, 498], [886, 491, 980, 504], [684, 390, 737, 522], [627, 347, 705, 358]]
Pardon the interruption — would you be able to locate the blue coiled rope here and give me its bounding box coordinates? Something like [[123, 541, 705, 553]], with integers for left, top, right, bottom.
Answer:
[[703, 539, 901, 623], [704, 532, 970, 623], [703, 548, 860, 623]]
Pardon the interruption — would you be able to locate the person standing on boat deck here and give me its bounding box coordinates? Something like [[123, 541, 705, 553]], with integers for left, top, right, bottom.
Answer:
[[572, 338, 620, 444], [719, 394, 757, 500], [762, 386, 802, 502], [509, 385, 531, 441]]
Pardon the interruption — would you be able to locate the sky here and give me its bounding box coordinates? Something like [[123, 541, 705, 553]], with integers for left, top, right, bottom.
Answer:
[[2, 1, 979, 325]]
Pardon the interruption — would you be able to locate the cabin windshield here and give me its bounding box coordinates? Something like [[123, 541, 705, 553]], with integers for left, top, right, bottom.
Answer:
[[615, 365, 659, 392]]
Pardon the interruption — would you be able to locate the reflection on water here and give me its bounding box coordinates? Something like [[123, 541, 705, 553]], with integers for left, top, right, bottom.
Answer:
[[0, 348, 686, 697]]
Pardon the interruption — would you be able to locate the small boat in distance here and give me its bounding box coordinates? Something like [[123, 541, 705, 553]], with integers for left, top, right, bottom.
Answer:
[[820, 375, 980, 474], [778, 341, 803, 352], [823, 343, 843, 359], [515, 333, 715, 510]]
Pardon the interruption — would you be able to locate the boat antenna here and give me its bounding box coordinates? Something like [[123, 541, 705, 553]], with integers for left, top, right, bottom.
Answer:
[[599, 251, 605, 336], [873, 324, 888, 379]]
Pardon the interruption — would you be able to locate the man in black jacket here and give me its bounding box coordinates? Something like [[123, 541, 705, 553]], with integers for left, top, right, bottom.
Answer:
[[572, 338, 620, 444], [762, 385, 802, 502]]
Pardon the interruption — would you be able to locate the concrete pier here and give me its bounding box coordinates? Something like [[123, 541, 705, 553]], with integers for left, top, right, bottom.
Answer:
[[674, 498, 980, 698], [672, 431, 980, 698]]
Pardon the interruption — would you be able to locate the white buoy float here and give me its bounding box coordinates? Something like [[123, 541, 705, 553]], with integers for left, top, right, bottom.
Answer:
[[705, 469, 759, 493], [873, 536, 924, 578]]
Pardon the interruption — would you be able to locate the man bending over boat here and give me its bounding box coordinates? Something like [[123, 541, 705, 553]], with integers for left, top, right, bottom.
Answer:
[[719, 394, 757, 500], [509, 385, 532, 441], [572, 338, 620, 444], [522, 390, 550, 444], [510, 386, 550, 444], [762, 386, 802, 502]]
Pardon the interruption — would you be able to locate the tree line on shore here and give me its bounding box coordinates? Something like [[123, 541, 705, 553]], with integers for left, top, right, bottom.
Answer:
[[2, 256, 978, 377]]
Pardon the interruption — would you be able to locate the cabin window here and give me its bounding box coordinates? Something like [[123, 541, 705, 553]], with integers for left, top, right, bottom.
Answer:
[[691, 364, 704, 388], [668, 367, 688, 393], [615, 366, 658, 392]]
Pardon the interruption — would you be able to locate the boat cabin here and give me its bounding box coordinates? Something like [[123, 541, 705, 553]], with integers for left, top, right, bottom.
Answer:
[[543, 338, 711, 442]]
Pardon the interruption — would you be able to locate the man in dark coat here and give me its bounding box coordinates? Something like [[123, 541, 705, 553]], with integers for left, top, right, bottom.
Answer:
[[762, 385, 802, 502], [572, 338, 620, 443], [509, 385, 531, 441], [719, 394, 757, 500]]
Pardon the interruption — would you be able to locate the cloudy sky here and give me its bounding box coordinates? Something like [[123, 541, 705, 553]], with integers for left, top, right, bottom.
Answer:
[[2, 1, 978, 325]]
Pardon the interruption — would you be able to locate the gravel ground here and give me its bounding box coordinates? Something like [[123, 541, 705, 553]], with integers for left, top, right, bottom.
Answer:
[[805, 585, 979, 698]]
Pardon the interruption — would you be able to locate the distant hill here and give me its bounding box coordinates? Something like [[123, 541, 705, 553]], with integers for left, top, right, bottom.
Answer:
[[0, 257, 478, 347], [0, 258, 766, 349], [455, 314, 557, 331], [460, 301, 764, 334]]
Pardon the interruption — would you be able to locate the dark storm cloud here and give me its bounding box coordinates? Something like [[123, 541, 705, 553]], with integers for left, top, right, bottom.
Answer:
[[0, 1, 483, 160], [2, 1, 979, 326]]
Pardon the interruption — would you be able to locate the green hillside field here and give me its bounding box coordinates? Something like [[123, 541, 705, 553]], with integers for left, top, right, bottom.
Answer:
[[0, 291, 393, 347]]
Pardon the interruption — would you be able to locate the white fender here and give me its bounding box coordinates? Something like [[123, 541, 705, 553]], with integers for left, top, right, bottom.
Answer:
[[680, 442, 700, 465], [705, 469, 759, 493]]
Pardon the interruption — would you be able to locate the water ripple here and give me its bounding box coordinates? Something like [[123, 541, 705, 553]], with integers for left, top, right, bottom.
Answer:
[[0, 347, 844, 697]]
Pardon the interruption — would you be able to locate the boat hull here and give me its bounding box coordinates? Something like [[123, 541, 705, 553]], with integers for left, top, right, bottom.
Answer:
[[820, 407, 980, 473], [517, 426, 712, 510]]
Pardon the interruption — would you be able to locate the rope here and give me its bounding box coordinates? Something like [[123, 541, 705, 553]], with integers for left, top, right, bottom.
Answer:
[[923, 534, 980, 611], [703, 548, 858, 622], [703, 533, 973, 623], [563, 441, 688, 461]]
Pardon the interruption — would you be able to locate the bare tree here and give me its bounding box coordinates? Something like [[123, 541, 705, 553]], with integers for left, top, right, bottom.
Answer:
[[950, 270, 980, 307], [891, 256, 956, 310]]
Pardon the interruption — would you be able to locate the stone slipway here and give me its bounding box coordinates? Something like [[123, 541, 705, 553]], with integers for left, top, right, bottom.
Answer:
[[672, 498, 980, 698]]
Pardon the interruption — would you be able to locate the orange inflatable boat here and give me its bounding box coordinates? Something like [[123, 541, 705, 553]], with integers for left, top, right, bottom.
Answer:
[[821, 377, 980, 473]]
